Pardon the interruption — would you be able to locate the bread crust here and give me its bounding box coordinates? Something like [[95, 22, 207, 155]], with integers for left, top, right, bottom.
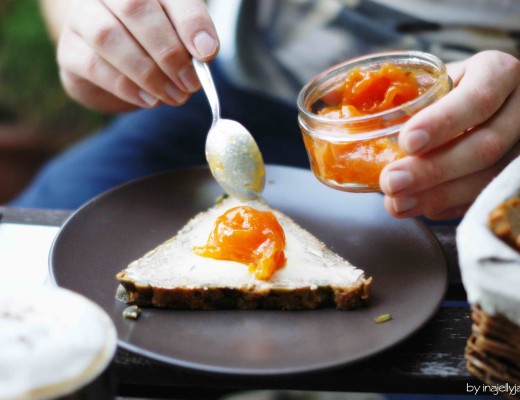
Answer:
[[116, 275, 372, 310]]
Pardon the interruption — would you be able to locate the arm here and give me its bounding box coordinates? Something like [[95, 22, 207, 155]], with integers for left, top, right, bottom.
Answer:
[[39, 0, 220, 113], [380, 51, 520, 220]]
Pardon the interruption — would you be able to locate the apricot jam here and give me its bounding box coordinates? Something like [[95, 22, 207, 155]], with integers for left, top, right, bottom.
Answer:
[[318, 64, 425, 116], [307, 63, 429, 188], [194, 206, 286, 280], [297, 51, 451, 192], [303, 134, 405, 189]]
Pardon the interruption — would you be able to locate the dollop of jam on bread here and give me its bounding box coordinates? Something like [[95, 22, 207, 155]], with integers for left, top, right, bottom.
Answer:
[[194, 206, 286, 280]]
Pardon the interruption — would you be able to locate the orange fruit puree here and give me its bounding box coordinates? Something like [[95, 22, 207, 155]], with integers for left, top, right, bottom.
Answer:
[[308, 63, 426, 187], [319, 64, 422, 115], [194, 206, 286, 280], [305, 135, 404, 189]]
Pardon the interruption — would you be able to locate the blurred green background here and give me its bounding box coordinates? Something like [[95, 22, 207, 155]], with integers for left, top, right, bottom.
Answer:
[[0, 0, 108, 204]]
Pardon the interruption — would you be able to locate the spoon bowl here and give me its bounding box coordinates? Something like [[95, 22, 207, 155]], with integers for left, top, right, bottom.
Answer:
[[193, 59, 265, 200]]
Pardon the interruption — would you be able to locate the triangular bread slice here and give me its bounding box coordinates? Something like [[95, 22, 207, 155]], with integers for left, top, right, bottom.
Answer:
[[116, 196, 371, 310]]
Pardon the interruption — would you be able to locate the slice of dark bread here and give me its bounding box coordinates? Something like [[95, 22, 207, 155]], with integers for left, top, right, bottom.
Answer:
[[116, 197, 371, 310]]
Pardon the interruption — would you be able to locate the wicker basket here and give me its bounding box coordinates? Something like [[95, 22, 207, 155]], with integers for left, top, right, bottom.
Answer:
[[465, 305, 520, 399]]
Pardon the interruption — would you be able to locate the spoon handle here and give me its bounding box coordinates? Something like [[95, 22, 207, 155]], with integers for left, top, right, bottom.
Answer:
[[193, 58, 220, 126]]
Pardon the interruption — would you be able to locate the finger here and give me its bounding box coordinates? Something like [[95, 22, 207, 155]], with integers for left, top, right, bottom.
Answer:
[[381, 84, 520, 196], [399, 51, 520, 155], [385, 194, 470, 221], [58, 27, 162, 108], [383, 140, 520, 219], [159, 0, 219, 61], [60, 70, 139, 113], [445, 60, 464, 82], [69, 0, 187, 105], [383, 165, 495, 218], [101, 0, 199, 94], [424, 205, 470, 221]]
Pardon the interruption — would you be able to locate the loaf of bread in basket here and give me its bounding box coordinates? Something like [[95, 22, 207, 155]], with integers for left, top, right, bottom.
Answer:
[[457, 156, 520, 395]]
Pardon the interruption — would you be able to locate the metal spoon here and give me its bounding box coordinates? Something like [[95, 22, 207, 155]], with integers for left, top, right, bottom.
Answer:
[[193, 58, 265, 201]]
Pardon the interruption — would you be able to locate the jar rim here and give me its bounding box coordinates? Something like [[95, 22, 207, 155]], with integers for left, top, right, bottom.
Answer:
[[296, 50, 450, 140]]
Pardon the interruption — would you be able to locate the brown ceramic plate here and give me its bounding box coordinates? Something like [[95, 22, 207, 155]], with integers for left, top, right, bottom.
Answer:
[[50, 165, 447, 375]]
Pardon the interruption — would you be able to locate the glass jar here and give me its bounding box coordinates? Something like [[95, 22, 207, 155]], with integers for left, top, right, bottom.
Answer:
[[297, 51, 452, 192]]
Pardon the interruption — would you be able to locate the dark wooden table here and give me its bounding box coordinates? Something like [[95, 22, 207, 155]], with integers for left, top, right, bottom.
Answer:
[[0, 207, 481, 399]]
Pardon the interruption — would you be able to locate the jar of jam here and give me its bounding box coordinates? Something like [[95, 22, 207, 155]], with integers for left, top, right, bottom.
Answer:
[[297, 51, 452, 192]]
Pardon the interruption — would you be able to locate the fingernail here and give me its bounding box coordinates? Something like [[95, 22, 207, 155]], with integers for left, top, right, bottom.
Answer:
[[392, 197, 417, 214], [403, 129, 429, 154], [179, 66, 200, 93], [138, 89, 158, 106], [385, 170, 413, 194], [166, 83, 188, 104], [194, 31, 217, 58]]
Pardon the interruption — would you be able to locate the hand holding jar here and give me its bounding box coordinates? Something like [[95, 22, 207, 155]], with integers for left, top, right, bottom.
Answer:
[[379, 50, 520, 220], [298, 50, 520, 221]]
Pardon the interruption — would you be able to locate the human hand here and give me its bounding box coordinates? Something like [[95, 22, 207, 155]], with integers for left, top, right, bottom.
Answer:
[[380, 50, 520, 220], [57, 0, 219, 112]]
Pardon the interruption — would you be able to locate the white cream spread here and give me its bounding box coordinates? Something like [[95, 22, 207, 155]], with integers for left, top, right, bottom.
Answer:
[[0, 287, 117, 400], [457, 156, 520, 326], [124, 197, 365, 290]]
